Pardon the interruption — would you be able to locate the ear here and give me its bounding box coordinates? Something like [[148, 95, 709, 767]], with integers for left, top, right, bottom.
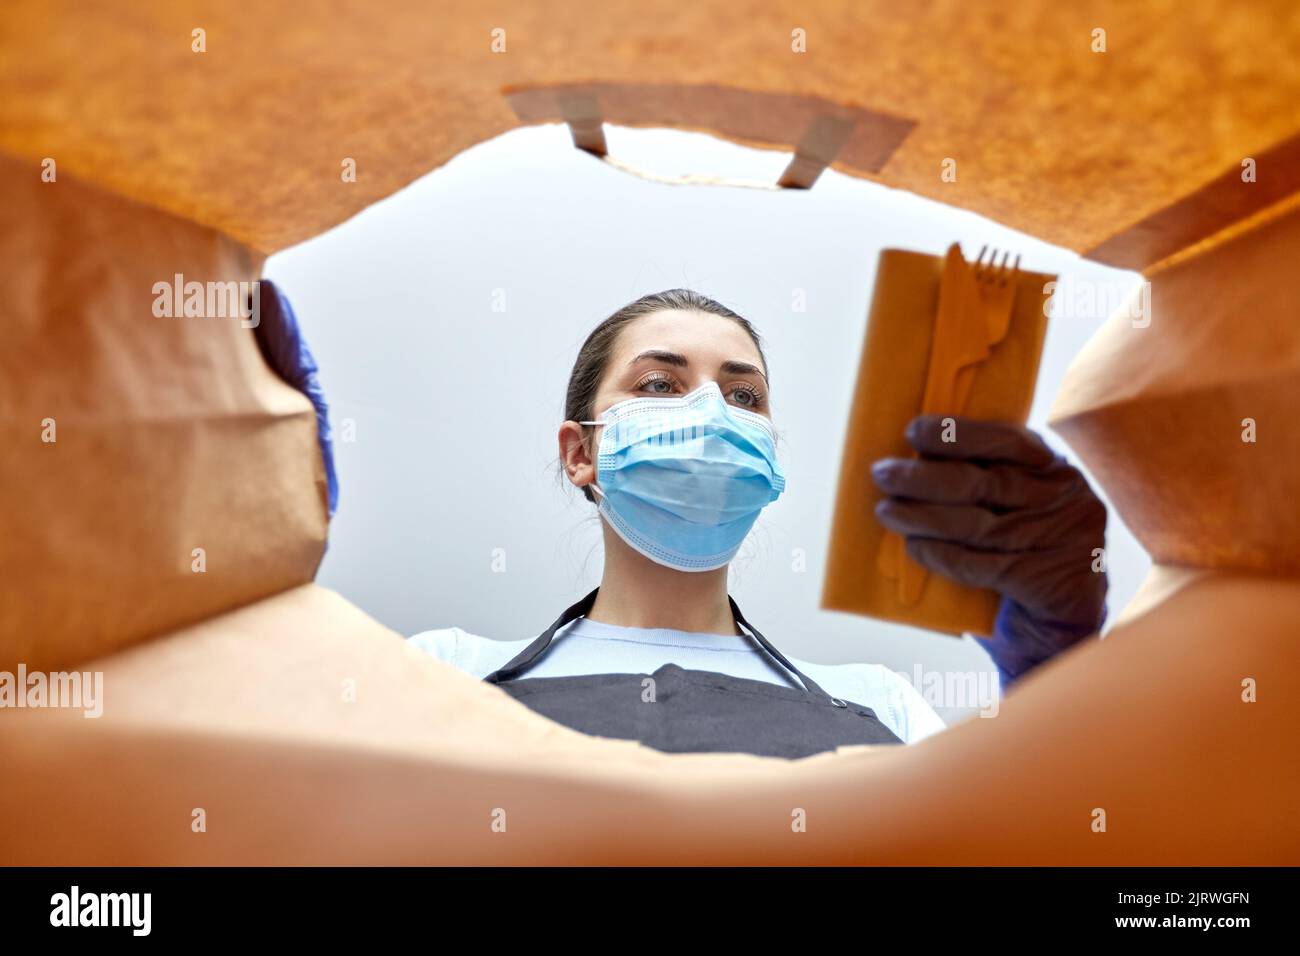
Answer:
[[558, 421, 597, 492]]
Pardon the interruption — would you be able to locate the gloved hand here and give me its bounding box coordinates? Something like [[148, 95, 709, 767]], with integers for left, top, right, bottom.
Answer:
[[251, 278, 338, 517], [871, 414, 1107, 687]]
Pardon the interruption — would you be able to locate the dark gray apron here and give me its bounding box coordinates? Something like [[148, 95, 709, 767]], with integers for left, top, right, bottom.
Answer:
[[483, 588, 903, 759]]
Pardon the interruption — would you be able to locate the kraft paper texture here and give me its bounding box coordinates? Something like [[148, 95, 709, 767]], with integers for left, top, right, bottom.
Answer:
[[0, 155, 328, 672], [3, 1, 1299, 269], [2, 0, 1298, 869], [1, 574, 1294, 865], [1050, 200, 1300, 574]]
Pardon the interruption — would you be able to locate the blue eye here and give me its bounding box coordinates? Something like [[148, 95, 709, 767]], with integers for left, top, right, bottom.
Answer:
[[635, 372, 679, 394], [727, 383, 764, 409]]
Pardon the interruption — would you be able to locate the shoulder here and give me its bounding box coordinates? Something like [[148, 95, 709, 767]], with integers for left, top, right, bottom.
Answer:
[[796, 658, 946, 745], [406, 626, 530, 679], [877, 665, 947, 743], [407, 626, 465, 664]]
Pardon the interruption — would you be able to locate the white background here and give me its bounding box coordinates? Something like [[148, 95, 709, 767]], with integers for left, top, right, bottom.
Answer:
[[265, 123, 1150, 724]]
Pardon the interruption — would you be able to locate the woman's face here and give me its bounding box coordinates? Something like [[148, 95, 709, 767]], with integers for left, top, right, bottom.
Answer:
[[559, 308, 771, 500], [590, 309, 770, 421]]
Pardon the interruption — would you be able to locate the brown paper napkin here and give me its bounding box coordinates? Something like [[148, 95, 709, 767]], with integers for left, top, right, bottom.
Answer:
[[821, 247, 1054, 636]]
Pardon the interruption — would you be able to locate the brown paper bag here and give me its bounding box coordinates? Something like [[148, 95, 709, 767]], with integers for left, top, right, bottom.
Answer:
[[1050, 201, 1300, 573], [821, 247, 1053, 636], [5, 3, 1297, 268], [0, 155, 328, 672], [2, 571, 1296, 865]]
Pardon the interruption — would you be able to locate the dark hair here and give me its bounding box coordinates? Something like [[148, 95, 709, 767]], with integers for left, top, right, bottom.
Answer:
[[564, 289, 769, 504]]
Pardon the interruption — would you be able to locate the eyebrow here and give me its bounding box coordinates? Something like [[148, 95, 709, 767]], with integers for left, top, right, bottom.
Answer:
[[627, 349, 768, 383]]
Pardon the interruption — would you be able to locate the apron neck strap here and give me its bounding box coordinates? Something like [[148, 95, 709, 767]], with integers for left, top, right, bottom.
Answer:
[[483, 587, 599, 684], [484, 587, 836, 703], [726, 596, 833, 701]]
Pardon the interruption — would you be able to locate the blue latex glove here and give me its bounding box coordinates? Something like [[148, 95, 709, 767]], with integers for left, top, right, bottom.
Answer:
[[871, 415, 1108, 687], [251, 279, 338, 517]]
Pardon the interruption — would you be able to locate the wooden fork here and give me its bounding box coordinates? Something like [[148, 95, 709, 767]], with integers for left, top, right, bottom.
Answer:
[[951, 245, 1022, 410], [974, 244, 1021, 341]]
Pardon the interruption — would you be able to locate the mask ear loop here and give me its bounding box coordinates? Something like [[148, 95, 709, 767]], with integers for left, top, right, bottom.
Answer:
[[577, 420, 607, 501]]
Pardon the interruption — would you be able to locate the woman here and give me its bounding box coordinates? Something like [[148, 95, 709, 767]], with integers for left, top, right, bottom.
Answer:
[[255, 283, 1108, 759]]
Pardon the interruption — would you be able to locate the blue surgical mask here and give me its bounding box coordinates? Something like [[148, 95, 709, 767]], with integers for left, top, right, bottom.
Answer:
[[579, 381, 787, 571]]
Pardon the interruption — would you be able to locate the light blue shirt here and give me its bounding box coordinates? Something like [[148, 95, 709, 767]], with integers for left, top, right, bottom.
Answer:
[[409, 616, 947, 744]]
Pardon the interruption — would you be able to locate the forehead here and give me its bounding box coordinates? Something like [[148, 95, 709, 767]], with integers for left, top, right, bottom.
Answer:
[[610, 308, 764, 368]]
